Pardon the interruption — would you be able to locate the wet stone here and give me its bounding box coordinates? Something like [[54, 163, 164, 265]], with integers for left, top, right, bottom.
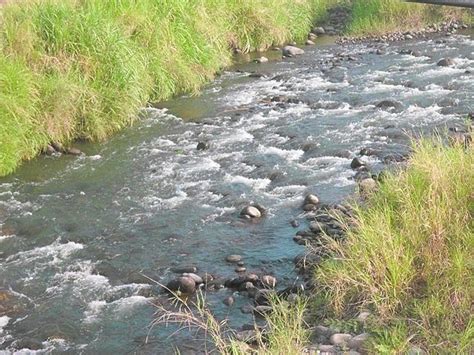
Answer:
[[350, 157, 364, 170], [437, 57, 455, 66], [226, 254, 242, 263], [166, 276, 196, 294], [240, 206, 261, 219], [235, 267, 246, 273], [223, 296, 234, 307]]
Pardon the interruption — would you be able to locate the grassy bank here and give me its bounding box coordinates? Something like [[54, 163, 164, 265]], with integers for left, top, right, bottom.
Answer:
[[346, 0, 472, 34], [316, 138, 474, 353], [0, 0, 332, 176]]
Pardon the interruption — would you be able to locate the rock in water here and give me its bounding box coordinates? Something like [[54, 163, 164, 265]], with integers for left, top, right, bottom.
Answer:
[[437, 58, 455, 67], [166, 276, 196, 294], [350, 157, 364, 169], [255, 56, 268, 63], [261, 275, 277, 288], [197, 141, 209, 150], [240, 206, 261, 218], [313, 27, 325, 35], [226, 254, 242, 263], [282, 46, 305, 57], [304, 193, 320, 205], [66, 147, 82, 156]]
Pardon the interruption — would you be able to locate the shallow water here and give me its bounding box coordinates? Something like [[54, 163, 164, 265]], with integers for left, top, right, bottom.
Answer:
[[0, 31, 473, 354]]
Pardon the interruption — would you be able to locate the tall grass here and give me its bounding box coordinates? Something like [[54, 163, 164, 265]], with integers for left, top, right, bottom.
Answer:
[[0, 0, 331, 176], [316, 138, 474, 353], [153, 290, 308, 354], [347, 0, 471, 34]]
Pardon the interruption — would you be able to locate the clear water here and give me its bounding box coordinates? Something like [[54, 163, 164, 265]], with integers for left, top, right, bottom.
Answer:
[[0, 32, 473, 354]]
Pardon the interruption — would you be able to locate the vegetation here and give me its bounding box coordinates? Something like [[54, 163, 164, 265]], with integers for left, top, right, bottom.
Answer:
[[316, 137, 474, 353], [346, 0, 471, 34], [154, 290, 308, 354], [0, 0, 333, 176]]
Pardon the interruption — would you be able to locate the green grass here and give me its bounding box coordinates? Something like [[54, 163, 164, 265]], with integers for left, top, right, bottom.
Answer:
[[346, 0, 471, 34], [316, 138, 474, 353], [0, 0, 332, 176]]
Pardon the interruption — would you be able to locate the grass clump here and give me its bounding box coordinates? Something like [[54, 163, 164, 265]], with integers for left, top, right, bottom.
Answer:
[[346, 0, 471, 34], [153, 290, 308, 354], [0, 0, 332, 176], [316, 137, 474, 353]]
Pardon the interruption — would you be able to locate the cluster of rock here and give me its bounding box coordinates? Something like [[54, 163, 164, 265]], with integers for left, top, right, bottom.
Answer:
[[43, 142, 83, 156], [314, 5, 352, 36], [339, 20, 470, 45], [304, 312, 371, 354]]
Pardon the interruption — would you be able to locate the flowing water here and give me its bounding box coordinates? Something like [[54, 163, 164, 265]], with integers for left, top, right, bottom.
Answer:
[[0, 32, 473, 354]]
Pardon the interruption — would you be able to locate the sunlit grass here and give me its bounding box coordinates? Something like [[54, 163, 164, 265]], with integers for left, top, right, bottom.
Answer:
[[316, 137, 474, 353], [0, 0, 332, 175], [346, 0, 470, 34]]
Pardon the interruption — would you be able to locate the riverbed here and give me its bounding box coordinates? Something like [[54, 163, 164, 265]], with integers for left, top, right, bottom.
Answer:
[[0, 31, 473, 353]]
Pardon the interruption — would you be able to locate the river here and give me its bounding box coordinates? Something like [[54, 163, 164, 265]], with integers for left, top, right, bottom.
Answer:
[[0, 31, 473, 354]]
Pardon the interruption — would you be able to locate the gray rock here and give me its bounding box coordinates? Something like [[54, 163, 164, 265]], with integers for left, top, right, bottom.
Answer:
[[182, 273, 203, 284], [313, 27, 325, 35], [166, 276, 196, 294], [226, 254, 242, 263], [305, 40, 315, 46], [290, 220, 300, 228], [330, 333, 353, 346], [235, 266, 246, 273], [437, 57, 455, 67], [304, 193, 320, 205], [254, 305, 273, 315], [197, 141, 209, 150], [261, 275, 277, 288], [308, 33, 317, 41], [348, 333, 370, 350], [240, 206, 261, 218], [67, 147, 82, 156], [282, 45, 305, 57], [171, 266, 197, 274], [320, 345, 336, 353], [303, 203, 317, 212], [45, 144, 56, 156], [255, 56, 269, 63], [350, 157, 365, 169], [51, 142, 65, 153], [376, 99, 403, 111], [223, 296, 234, 307]]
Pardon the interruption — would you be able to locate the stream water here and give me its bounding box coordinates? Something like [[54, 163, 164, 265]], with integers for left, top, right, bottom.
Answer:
[[0, 31, 473, 354]]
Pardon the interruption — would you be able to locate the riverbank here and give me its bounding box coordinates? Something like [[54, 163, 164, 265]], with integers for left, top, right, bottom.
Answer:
[[1, 0, 472, 177], [0, 0, 331, 176]]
